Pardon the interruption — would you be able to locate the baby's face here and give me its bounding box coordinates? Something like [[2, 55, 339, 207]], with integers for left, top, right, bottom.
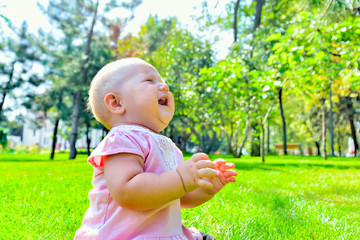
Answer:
[[115, 60, 175, 132]]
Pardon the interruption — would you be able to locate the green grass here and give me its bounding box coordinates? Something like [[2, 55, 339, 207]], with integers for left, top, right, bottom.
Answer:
[[1, 153, 359, 239]]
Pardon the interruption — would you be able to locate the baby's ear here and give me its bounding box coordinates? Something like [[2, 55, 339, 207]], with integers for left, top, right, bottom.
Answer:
[[104, 93, 125, 114]]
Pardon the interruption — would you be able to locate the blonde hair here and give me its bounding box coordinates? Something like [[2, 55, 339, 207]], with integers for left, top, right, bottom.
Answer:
[[88, 58, 148, 129]]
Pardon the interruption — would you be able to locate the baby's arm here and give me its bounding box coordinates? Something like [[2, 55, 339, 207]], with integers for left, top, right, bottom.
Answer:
[[104, 152, 217, 211]]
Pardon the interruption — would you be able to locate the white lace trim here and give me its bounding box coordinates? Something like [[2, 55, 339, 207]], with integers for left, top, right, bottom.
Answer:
[[112, 125, 178, 171]]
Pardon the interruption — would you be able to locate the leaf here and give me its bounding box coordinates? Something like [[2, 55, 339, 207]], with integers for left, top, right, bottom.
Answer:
[[268, 55, 277, 65], [280, 52, 287, 65], [266, 33, 282, 42], [288, 54, 297, 66], [315, 51, 325, 60], [272, 42, 284, 52]]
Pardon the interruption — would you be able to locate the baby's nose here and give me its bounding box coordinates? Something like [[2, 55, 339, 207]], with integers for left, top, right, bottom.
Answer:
[[159, 83, 169, 92]]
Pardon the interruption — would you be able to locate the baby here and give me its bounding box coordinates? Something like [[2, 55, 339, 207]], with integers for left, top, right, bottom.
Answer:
[[75, 58, 237, 240]]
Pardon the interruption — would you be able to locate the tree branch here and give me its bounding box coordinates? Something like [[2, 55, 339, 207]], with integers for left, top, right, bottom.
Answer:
[[316, 0, 334, 30], [233, 0, 240, 43], [262, 102, 274, 126]]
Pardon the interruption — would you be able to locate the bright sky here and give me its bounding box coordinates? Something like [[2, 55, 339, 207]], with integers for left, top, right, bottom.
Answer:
[[1, 0, 233, 119], [1, 0, 233, 57]]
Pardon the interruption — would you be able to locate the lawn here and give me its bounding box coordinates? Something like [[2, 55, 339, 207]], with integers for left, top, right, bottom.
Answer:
[[1, 153, 359, 239]]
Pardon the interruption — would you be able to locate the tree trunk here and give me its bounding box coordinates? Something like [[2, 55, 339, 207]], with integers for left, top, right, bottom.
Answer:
[[199, 131, 206, 153], [329, 87, 335, 156], [0, 60, 16, 114], [249, 128, 253, 155], [337, 127, 342, 156], [236, 114, 250, 158], [321, 98, 327, 160], [345, 96, 359, 155], [50, 118, 60, 160], [221, 114, 250, 158], [252, 0, 266, 33], [186, 119, 215, 154], [266, 120, 270, 155], [260, 122, 265, 163], [69, 0, 99, 159], [250, 126, 260, 157], [261, 103, 273, 161], [0, 92, 6, 115], [205, 131, 217, 154], [69, 91, 82, 159], [233, 0, 240, 42], [86, 122, 91, 156], [278, 87, 287, 155], [225, 133, 234, 156], [315, 141, 321, 156]]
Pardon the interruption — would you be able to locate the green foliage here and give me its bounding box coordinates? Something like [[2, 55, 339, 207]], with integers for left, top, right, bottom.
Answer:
[[149, 29, 216, 152], [2, 0, 358, 157], [115, 15, 219, 152], [112, 0, 360, 155], [266, 11, 360, 99], [0, 22, 45, 116], [204, 0, 360, 155]]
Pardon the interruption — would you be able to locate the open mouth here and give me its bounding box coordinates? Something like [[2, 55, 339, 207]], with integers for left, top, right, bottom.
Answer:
[[158, 97, 168, 106]]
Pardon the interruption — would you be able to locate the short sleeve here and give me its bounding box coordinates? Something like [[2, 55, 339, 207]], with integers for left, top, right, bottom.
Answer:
[[88, 129, 149, 168], [174, 145, 184, 166]]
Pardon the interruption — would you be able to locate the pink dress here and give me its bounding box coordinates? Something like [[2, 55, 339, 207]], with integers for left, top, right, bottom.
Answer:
[[74, 125, 202, 240]]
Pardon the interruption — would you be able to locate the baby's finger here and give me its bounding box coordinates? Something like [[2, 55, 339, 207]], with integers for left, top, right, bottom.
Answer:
[[214, 158, 226, 163], [226, 177, 236, 183], [223, 170, 238, 178], [196, 160, 216, 169], [198, 179, 214, 189], [224, 162, 235, 169], [191, 153, 210, 162], [214, 159, 226, 167], [198, 168, 217, 178], [218, 163, 235, 172]]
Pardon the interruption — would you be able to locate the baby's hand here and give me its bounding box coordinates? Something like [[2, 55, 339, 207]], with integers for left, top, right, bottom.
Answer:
[[176, 153, 218, 192], [215, 159, 236, 174], [205, 159, 237, 195]]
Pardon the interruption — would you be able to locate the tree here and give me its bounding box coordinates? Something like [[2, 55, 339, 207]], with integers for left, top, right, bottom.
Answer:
[[41, 0, 142, 159], [69, 0, 99, 159], [252, 0, 266, 33], [195, 0, 360, 158], [263, 0, 360, 157], [115, 15, 218, 152], [198, 58, 277, 159], [0, 22, 44, 116], [147, 24, 215, 153]]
